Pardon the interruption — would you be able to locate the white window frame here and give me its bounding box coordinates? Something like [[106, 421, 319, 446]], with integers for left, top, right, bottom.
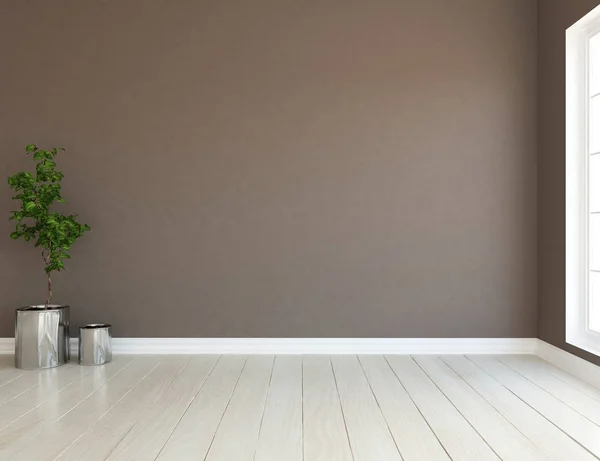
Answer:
[[566, 5, 600, 356]]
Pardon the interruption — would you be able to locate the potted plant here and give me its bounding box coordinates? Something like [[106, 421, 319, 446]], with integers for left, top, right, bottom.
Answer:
[[8, 144, 90, 369]]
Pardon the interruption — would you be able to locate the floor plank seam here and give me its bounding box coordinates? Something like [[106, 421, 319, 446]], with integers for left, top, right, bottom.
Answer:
[[0, 367, 92, 434], [409, 355, 503, 461], [550, 373, 600, 402], [301, 356, 305, 461], [383, 355, 454, 460], [52, 358, 135, 425], [328, 356, 356, 461], [5, 359, 138, 461], [252, 355, 276, 461], [494, 355, 600, 428], [51, 359, 163, 461], [103, 357, 193, 460], [153, 355, 223, 461], [202, 356, 249, 461], [356, 356, 406, 460], [0, 372, 23, 390], [0, 380, 41, 410], [464, 355, 600, 461], [103, 417, 139, 460], [438, 356, 541, 452]]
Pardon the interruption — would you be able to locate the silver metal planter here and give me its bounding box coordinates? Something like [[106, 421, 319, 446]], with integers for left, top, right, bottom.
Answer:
[[79, 324, 112, 366], [15, 305, 70, 369]]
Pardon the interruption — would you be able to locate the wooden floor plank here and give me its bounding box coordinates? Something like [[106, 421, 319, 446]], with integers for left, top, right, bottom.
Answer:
[[331, 355, 402, 461], [55, 357, 189, 461], [303, 355, 353, 461], [0, 357, 133, 460], [105, 355, 219, 461], [386, 355, 500, 461], [414, 356, 546, 461], [359, 355, 450, 461], [442, 355, 597, 461], [0, 353, 597, 460], [155, 356, 247, 461], [0, 374, 39, 408], [204, 356, 274, 461], [254, 356, 303, 461], [497, 355, 600, 426], [518, 355, 600, 402], [0, 364, 88, 433], [0, 361, 87, 408], [0, 368, 23, 390], [468, 355, 600, 458], [9, 357, 159, 461]]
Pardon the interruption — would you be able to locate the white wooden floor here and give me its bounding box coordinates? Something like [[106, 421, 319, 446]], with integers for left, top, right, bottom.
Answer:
[[0, 354, 599, 461]]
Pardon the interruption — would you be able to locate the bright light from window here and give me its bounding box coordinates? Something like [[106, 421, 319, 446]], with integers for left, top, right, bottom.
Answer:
[[589, 33, 600, 333], [566, 5, 600, 356]]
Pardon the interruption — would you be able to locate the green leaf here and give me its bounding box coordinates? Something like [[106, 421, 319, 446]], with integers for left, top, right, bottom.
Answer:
[[9, 144, 89, 276]]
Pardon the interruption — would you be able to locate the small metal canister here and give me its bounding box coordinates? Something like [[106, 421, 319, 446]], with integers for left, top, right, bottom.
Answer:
[[79, 324, 112, 366]]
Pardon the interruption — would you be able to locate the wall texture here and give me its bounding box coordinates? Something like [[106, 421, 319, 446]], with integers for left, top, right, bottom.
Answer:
[[538, 0, 600, 364], [0, 0, 538, 338]]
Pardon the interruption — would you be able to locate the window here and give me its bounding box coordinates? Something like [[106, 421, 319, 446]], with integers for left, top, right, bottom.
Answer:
[[566, 5, 600, 356]]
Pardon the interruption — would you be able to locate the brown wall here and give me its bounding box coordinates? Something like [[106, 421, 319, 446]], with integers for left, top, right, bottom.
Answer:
[[538, 0, 600, 364], [0, 0, 538, 338]]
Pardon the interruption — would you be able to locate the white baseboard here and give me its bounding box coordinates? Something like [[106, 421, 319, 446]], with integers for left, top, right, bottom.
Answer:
[[5, 337, 600, 387], [0, 337, 538, 355], [536, 339, 600, 388], [0, 339, 14, 355]]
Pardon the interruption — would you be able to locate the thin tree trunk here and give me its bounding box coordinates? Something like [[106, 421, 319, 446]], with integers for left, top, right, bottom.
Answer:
[[46, 273, 52, 307], [41, 248, 52, 308]]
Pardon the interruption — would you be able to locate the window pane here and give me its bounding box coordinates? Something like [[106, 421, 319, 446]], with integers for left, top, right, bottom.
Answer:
[[590, 272, 600, 333], [591, 155, 600, 212], [590, 34, 600, 96], [591, 214, 600, 271], [590, 96, 600, 154], [590, 35, 600, 337]]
